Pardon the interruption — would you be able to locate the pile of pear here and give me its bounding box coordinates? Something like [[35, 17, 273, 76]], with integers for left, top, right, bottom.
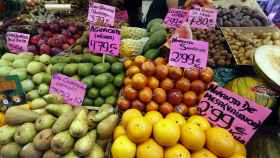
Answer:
[[0, 94, 118, 158]]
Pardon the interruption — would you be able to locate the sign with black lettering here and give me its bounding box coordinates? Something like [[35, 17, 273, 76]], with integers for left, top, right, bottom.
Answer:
[[197, 84, 272, 144], [89, 25, 121, 56]]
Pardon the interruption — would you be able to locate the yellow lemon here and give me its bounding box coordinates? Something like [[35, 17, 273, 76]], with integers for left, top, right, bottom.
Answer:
[[186, 115, 211, 131], [166, 112, 186, 127], [127, 117, 152, 143], [121, 109, 142, 128], [111, 135, 136, 158], [165, 144, 191, 158], [144, 111, 163, 126], [113, 125, 126, 140]]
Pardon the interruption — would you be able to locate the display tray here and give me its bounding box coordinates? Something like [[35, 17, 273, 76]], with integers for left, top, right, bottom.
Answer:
[[213, 0, 268, 19], [220, 26, 280, 65]]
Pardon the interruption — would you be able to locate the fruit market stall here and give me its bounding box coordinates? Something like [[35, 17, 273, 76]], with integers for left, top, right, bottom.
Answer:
[[0, 0, 280, 158]]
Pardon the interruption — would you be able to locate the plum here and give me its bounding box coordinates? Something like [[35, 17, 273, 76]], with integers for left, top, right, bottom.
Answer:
[[28, 45, 37, 52], [40, 44, 51, 54]]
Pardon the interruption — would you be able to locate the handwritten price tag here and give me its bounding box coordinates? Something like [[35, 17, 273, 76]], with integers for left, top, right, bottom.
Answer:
[[168, 37, 208, 69], [49, 74, 87, 106], [198, 84, 272, 144], [89, 25, 121, 56], [188, 6, 218, 29], [115, 10, 129, 23], [87, 2, 116, 26], [164, 8, 189, 28], [6, 32, 30, 53]]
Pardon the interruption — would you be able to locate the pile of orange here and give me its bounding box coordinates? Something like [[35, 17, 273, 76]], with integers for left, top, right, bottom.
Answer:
[[111, 109, 246, 158], [117, 55, 214, 116]]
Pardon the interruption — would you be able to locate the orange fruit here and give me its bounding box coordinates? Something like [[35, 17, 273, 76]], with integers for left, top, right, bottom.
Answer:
[[127, 65, 140, 77], [154, 57, 167, 65], [184, 68, 200, 81], [228, 154, 246, 158], [139, 87, 153, 103], [186, 115, 211, 131], [159, 102, 174, 116], [175, 78, 191, 93], [113, 125, 126, 140], [153, 88, 166, 104], [175, 103, 188, 116], [183, 91, 197, 106], [132, 73, 148, 90], [148, 77, 159, 89], [160, 78, 174, 90], [165, 144, 191, 158], [168, 66, 183, 80], [206, 127, 236, 158], [111, 135, 136, 158], [141, 61, 156, 76], [123, 85, 138, 100], [127, 117, 153, 143], [117, 97, 130, 111], [191, 148, 217, 158], [134, 55, 146, 66], [153, 119, 180, 147], [121, 109, 142, 128], [124, 77, 132, 86], [188, 106, 198, 116], [145, 111, 163, 126], [166, 112, 186, 127], [131, 99, 145, 111], [180, 123, 206, 151], [155, 65, 169, 80], [136, 139, 164, 158], [233, 140, 246, 156], [124, 59, 133, 69], [146, 101, 159, 112]]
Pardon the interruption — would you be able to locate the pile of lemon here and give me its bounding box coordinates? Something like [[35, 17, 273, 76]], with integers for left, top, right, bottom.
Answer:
[[111, 109, 246, 158]]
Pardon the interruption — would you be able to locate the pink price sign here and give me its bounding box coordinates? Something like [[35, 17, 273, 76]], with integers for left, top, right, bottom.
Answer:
[[6, 32, 30, 53], [164, 8, 189, 28], [168, 37, 208, 69], [188, 6, 218, 29], [49, 74, 87, 106], [87, 2, 116, 26], [198, 84, 272, 144], [115, 10, 129, 23], [89, 25, 121, 56]]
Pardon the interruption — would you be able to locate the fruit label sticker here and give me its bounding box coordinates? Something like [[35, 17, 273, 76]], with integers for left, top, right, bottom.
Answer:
[[49, 74, 86, 106], [115, 10, 129, 23], [88, 2, 116, 26], [0, 75, 26, 106], [6, 32, 30, 53], [89, 25, 121, 56], [197, 84, 272, 144], [164, 8, 189, 28], [169, 37, 208, 69], [188, 6, 218, 29]]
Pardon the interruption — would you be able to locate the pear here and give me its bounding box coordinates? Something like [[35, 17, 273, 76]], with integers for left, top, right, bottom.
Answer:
[[43, 94, 64, 104], [69, 109, 88, 138], [0, 142, 21, 158], [42, 150, 61, 158], [52, 111, 76, 134], [46, 104, 72, 116], [0, 125, 17, 145], [14, 123, 37, 145], [63, 150, 79, 158], [31, 98, 47, 110], [73, 130, 97, 156], [35, 114, 56, 131], [5, 107, 39, 125], [20, 143, 42, 158], [51, 131, 74, 155], [97, 114, 119, 139], [86, 144, 105, 158], [33, 129, 54, 151]]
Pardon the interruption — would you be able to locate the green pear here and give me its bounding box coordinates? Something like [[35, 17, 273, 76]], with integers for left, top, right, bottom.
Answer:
[[69, 109, 88, 138], [73, 130, 97, 156]]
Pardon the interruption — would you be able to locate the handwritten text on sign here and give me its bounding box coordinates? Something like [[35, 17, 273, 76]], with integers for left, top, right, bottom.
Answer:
[[197, 84, 272, 144], [169, 38, 208, 69], [188, 6, 218, 29], [6, 32, 30, 53], [89, 25, 121, 56], [49, 74, 86, 106], [87, 2, 116, 26], [164, 8, 189, 28]]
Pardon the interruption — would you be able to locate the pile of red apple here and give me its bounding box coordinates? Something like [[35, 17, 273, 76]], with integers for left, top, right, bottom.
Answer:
[[117, 56, 214, 116], [28, 19, 85, 55]]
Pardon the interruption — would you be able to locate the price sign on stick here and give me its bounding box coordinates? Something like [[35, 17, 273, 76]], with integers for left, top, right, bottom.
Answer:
[[168, 37, 208, 69], [197, 84, 272, 144], [89, 25, 121, 56], [87, 2, 116, 26], [188, 6, 218, 29], [164, 8, 189, 28], [6, 32, 30, 53], [49, 74, 87, 106]]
